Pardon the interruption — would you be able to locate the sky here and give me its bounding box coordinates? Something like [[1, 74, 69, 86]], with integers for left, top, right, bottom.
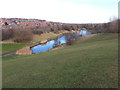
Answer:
[[0, 0, 119, 23]]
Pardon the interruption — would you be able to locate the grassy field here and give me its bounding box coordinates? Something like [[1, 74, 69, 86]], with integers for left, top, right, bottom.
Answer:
[[2, 43, 30, 55], [0, 44, 2, 55], [2, 34, 118, 88]]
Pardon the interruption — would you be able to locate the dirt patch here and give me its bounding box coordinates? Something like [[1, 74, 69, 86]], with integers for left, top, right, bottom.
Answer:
[[16, 46, 32, 55], [0, 41, 16, 44]]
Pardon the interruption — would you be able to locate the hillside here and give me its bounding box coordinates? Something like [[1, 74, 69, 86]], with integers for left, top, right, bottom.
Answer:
[[3, 34, 118, 88], [0, 18, 96, 30], [1, 18, 119, 32], [1, 18, 119, 44]]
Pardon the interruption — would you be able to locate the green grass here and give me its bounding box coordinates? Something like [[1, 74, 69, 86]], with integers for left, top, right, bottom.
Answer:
[[19, 20, 40, 22], [2, 34, 118, 88], [2, 43, 30, 55], [0, 44, 2, 55]]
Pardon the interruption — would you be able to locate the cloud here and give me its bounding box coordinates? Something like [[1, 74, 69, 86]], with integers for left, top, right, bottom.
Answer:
[[0, 0, 118, 23]]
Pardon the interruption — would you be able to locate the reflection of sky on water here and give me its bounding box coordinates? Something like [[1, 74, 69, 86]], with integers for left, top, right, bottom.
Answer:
[[31, 36, 66, 54], [57, 36, 66, 44], [31, 40, 55, 53], [80, 30, 91, 35]]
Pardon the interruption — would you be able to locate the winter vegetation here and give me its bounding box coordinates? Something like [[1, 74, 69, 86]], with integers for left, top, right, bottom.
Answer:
[[0, 18, 119, 43]]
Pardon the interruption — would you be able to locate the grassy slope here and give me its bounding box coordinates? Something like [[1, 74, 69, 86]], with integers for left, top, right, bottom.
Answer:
[[0, 44, 2, 55], [2, 43, 30, 55], [3, 34, 118, 88]]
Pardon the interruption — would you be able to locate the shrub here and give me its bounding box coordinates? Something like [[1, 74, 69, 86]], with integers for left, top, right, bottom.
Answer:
[[109, 20, 118, 33], [71, 24, 78, 30], [95, 19, 119, 33], [32, 29, 43, 35], [66, 39, 74, 45], [13, 29, 33, 43], [50, 25, 59, 32], [57, 25, 63, 30], [2, 29, 14, 40], [63, 24, 72, 31], [65, 33, 79, 45]]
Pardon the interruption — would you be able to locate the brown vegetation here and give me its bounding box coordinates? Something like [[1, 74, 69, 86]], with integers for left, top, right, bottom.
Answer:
[[95, 19, 119, 33], [2, 29, 14, 40], [16, 46, 32, 55], [2, 28, 33, 43], [1, 18, 119, 43], [13, 29, 33, 43], [66, 33, 79, 45]]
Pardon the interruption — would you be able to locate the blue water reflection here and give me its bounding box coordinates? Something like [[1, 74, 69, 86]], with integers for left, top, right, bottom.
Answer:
[[31, 36, 66, 54], [79, 30, 91, 35], [57, 36, 66, 44]]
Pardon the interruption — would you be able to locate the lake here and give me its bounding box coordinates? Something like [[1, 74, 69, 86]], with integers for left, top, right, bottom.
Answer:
[[31, 30, 91, 54]]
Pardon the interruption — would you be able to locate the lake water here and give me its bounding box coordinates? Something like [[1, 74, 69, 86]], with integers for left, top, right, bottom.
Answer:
[[31, 36, 67, 54], [31, 30, 91, 54]]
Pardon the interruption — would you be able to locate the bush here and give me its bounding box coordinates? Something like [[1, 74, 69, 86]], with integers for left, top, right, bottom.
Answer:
[[71, 24, 78, 30], [2, 29, 14, 40], [13, 29, 33, 43], [63, 24, 72, 31], [109, 20, 118, 33], [32, 29, 43, 35], [95, 19, 119, 33], [66, 39, 74, 45], [65, 33, 79, 45], [50, 25, 59, 32]]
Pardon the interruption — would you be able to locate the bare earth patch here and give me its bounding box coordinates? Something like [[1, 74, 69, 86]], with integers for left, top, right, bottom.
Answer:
[[0, 41, 16, 44]]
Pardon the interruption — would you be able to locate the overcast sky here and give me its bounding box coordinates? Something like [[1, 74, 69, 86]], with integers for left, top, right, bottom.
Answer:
[[0, 0, 119, 23]]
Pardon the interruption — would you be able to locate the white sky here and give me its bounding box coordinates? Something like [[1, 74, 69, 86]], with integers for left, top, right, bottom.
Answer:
[[0, 0, 119, 23]]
